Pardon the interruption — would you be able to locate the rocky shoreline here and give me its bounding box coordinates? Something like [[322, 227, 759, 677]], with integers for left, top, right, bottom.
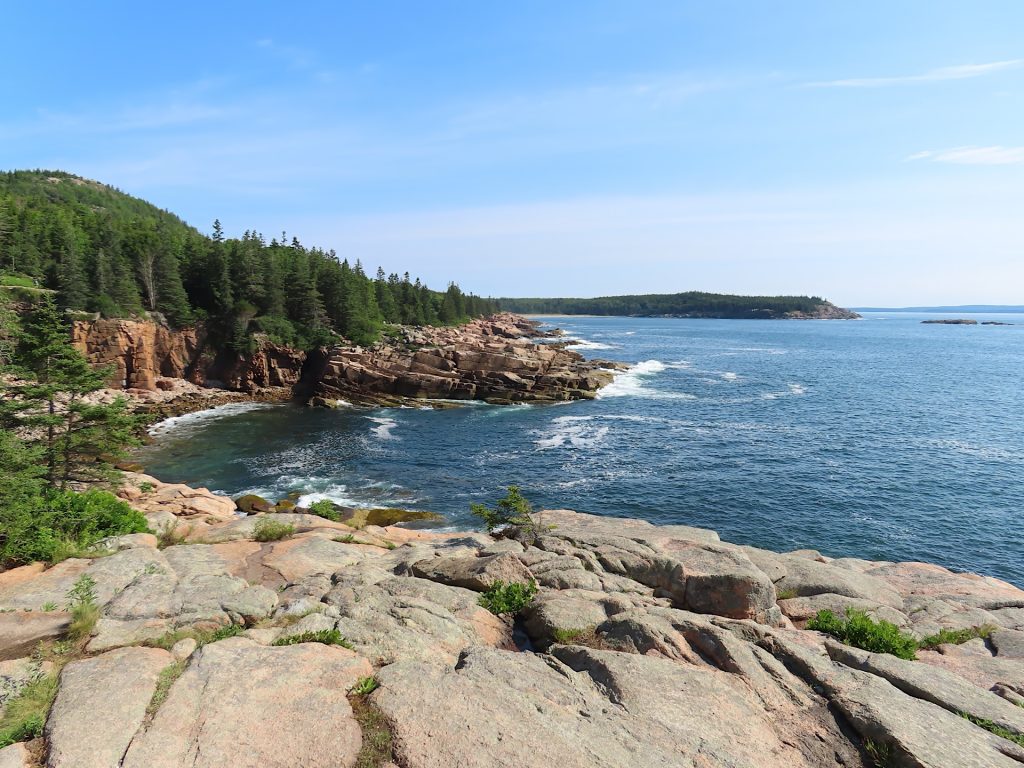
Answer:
[[1, 471, 1023, 767], [74, 313, 626, 414]]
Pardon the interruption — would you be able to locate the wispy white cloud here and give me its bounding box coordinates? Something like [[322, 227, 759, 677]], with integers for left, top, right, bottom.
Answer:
[[907, 145, 1024, 165], [805, 59, 1023, 88]]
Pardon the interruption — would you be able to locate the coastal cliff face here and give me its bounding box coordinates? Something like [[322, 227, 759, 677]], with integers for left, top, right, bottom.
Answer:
[[72, 313, 621, 409], [2, 476, 1023, 767], [312, 313, 623, 406], [72, 318, 307, 398]]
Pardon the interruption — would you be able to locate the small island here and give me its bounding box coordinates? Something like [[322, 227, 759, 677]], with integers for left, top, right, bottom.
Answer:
[[921, 319, 979, 325]]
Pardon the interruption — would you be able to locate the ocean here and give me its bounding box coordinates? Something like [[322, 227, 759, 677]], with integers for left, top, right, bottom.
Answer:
[[135, 313, 1024, 585]]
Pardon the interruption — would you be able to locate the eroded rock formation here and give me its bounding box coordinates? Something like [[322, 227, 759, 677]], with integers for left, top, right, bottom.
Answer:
[[2, 475, 1023, 767], [312, 313, 624, 405]]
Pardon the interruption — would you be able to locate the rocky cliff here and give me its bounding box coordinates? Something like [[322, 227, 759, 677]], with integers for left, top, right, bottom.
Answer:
[[311, 313, 624, 406], [2, 476, 1023, 767], [72, 314, 623, 410]]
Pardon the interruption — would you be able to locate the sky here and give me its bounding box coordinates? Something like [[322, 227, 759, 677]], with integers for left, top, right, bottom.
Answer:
[[2, 1, 1022, 305]]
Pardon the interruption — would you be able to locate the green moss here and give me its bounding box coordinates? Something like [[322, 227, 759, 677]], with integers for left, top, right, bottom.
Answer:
[[808, 608, 918, 660]]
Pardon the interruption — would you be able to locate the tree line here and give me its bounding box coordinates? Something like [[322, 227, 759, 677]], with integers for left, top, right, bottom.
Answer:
[[0, 170, 496, 347], [497, 291, 834, 319]]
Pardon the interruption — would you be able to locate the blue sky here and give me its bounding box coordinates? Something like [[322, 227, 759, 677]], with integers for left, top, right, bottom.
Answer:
[[2, 1, 1022, 304]]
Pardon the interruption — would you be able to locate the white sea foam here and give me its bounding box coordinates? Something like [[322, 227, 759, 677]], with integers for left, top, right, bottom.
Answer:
[[367, 416, 399, 439], [534, 422, 610, 450], [147, 402, 277, 437], [597, 360, 696, 400], [788, 383, 806, 395], [721, 372, 738, 381], [565, 338, 617, 351]]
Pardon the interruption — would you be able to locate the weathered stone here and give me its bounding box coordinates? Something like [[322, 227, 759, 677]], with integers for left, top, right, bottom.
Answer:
[[324, 566, 511, 664], [411, 552, 534, 592], [778, 593, 910, 628], [171, 637, 197, 661], [122, 638, 370, 768], [375, 645, 853, 768], [95, 533, 159, 552], [775, 555, 904, 609], [0, 743, 31, 768], [991, 628, 1024, 659], [0, 612, 72, 661], [828, 641, 1024, 738], [235, 494, 273, 514], [220, 585, 278, 623], [46, 646, 172, 768]]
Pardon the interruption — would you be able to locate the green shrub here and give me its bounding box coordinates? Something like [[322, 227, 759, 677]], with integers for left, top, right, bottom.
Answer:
[[0, 489, 149, 568], [272, 629, 353, 649], [808, 608, 918, 660], [478, 580, 538, 616], [919, 625, 995, 650], [253, 518, 295, 542], [309, 499, 342, 522]]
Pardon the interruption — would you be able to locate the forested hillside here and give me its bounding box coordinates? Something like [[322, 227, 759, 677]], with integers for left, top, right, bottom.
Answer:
[[0, 170, 495, 347], [498, 291, 854, 319]]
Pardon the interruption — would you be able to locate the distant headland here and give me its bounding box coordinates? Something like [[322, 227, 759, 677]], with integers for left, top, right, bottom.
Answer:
[[497, 292, 860, 319]]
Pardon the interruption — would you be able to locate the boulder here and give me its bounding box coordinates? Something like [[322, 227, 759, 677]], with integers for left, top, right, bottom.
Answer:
[[410, 552, 534, 592], [45, 646, 173, 768], [323, 566, 512, 664], [121, 638, 371, 768], [234, 494, 273, 514]]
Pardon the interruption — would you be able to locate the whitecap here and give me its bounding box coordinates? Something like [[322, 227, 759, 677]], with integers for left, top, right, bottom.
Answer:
[[534, 422, 610, 450], [721, 372, 739, 381], [788, 383, 806, 395], [597, 360, 695, 400], [565, 338, 617, 351]]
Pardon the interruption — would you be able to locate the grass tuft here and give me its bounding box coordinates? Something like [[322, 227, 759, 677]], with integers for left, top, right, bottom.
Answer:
[[272, 629, 353, 649], [349, 691, 393, 768], [960, 713, 1024, 747], [0, 673, 58, 747], [145, 622, 244, 651], [351, 675, 379, 696], [146, 661, 186, 719], [919, 625, 995, 650]]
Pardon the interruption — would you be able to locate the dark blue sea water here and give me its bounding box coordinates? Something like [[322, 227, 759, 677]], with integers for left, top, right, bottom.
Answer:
[[136, 314, 1024, 585]]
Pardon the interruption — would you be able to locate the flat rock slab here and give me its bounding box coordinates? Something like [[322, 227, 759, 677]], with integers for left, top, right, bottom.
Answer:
[[0, 612, 71, 660], [828, 641, 1024, 738], [375, 645, 839, 768], [0, 743, 31, 768], [46, 646, 173, 768], [122, 637, 371, 768]]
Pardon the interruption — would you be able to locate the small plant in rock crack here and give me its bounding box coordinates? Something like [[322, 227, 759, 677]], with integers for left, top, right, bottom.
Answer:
[[478, 580, 538, 616], [807, 607, 918, 660], [65, 574, 99, 641], [351, 676, 379, 696], [253, 518, 295, 542]]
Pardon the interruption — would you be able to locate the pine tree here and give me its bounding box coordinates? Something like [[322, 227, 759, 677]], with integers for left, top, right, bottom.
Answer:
[[10, 297, 138, 487]]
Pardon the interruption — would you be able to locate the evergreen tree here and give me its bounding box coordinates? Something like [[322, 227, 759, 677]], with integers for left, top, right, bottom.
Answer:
[[10, 297, 138, 487]]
